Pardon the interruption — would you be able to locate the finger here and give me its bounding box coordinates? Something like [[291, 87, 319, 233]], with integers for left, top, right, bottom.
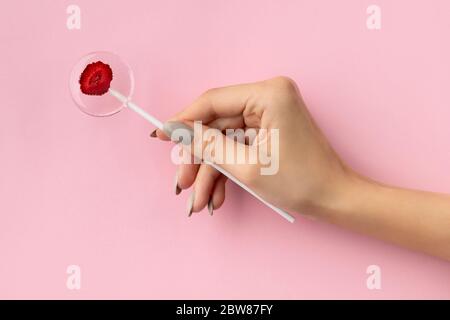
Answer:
[[153, 113, 245, 141], [156, 115, 246, 141], [189, 122, 255, 183], [163, 121, 257, 185], [177, 162, 199, 190], [208, 115, 245, 131], [192, 164, 221, 213], [155, 128, 170, 140], [152, 82, 263, 140], [174, 82, 263, 123], [211, 175, 227, 211]]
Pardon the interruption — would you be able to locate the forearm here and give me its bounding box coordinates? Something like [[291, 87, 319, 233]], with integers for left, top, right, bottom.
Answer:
[[318, 174, 450, 261]]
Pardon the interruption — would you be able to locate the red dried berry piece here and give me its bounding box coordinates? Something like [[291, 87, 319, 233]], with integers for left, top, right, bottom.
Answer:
[[79, 61, 113, 95]]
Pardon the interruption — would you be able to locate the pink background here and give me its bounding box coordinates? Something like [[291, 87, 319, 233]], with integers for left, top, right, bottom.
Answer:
[[1, 0, 449, 299]]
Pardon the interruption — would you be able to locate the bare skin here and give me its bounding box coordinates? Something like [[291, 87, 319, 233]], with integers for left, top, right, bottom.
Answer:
[[153, 77, 450, 261]]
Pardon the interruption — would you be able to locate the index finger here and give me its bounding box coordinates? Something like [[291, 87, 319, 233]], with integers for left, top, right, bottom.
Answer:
[[173, 81, 262, 123]]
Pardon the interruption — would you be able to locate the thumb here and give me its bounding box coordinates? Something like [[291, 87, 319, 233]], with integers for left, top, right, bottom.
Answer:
[[163, 120, 256, 182]]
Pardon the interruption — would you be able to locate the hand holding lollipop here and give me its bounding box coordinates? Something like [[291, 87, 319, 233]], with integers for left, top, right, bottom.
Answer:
[[70, 52, 295, 222]]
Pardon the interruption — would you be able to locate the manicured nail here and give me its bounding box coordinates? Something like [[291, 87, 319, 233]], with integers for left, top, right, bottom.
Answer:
[[150, 129, 157, 138], [187, 191, 195, 217], [174, 170, 182, 195], [207, 197, 214, 216]]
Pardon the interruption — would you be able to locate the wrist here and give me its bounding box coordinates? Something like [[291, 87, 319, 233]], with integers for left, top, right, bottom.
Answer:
[[306, 168, 380, 222]]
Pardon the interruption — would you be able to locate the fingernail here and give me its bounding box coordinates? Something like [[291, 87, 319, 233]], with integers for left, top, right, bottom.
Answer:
[[174, 170, 182, 195], [187, 191, 195, 217], [207, 197, 214, 216], [150, 129, 157, 138]]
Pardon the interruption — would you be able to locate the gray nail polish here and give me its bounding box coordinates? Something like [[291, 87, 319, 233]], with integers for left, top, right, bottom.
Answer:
[[163, 121, 194, 145], [187, 191, 195, 217], [207, 198, 214, 216]]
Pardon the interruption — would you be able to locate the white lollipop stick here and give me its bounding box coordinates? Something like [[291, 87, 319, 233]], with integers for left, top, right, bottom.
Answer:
[[109, 88, 163, 130], [108, 88, 295, 223]]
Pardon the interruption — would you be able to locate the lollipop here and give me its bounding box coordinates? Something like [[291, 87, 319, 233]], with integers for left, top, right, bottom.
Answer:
[[70, 52, 295, 223]]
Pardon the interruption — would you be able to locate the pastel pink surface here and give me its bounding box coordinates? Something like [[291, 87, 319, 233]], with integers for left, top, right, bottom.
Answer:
[[0, 0, 449, 299]]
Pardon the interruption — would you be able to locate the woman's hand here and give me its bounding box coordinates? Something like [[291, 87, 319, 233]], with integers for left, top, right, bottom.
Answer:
[[153, 76, 353, 216], [153, 76, 450, 261]]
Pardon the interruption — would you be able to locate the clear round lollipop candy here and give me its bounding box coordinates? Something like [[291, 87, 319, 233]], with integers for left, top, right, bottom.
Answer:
[[69, 51, 134, 116]]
